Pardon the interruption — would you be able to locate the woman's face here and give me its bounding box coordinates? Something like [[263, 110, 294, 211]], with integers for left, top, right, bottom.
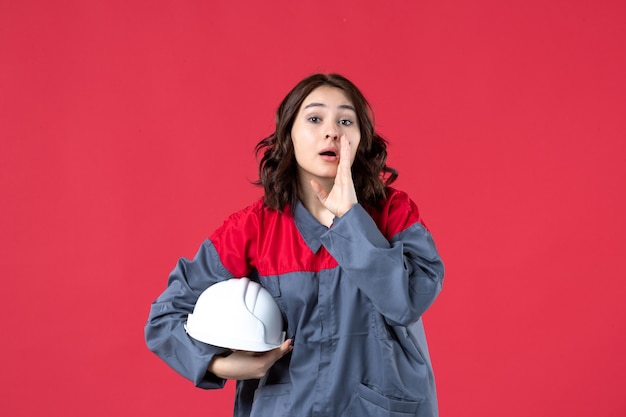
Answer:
[[291, 86, 361, 187]]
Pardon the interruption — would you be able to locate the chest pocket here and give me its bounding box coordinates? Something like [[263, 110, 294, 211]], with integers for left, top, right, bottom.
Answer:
[[258, 274, 281, 297], [258, 272, 321, 342]]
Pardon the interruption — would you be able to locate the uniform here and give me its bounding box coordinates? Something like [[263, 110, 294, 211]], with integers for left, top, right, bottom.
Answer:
[[145, 187, 444, 416]]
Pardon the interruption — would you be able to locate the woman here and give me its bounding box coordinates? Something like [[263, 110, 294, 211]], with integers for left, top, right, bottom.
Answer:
[[145, 73, 445, 417]]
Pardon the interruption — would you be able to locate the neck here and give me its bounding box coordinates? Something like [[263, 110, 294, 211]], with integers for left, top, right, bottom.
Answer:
[[298, 177, 335, 227]]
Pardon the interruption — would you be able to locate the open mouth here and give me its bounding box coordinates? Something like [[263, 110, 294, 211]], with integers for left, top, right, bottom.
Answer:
[[320, 151, 337, 157]]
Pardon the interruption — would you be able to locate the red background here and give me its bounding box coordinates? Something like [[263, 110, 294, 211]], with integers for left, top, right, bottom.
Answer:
[[2, 1, 625, 416]]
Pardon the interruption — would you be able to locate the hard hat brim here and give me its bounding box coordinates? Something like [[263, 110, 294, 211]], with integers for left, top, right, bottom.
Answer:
[[185, 322, 285, 352]]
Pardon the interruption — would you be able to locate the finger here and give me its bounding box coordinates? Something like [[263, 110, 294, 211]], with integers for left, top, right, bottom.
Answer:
[[262, 339, 293, 366], [276, 339, 294, 357], [339, 135, 351, 173]]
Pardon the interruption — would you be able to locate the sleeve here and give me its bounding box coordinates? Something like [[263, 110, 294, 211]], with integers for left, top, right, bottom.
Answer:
[[319, 196, 444, 327], [144, 239, 235, 389]]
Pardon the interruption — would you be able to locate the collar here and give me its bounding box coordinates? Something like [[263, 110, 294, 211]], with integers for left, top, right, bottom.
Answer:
[[292, 201, 329, 254]]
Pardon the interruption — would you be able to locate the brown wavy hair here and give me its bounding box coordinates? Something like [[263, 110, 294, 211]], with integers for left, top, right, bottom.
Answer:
[[255, 73, 398, 211]]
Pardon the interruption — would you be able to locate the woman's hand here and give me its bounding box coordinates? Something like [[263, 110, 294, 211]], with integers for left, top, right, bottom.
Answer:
[[208, 339, 293, 380], [310, 135, 358, 218]]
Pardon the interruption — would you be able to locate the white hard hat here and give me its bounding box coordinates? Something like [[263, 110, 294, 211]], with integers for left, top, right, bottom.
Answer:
[[185, 278, 285, 352]]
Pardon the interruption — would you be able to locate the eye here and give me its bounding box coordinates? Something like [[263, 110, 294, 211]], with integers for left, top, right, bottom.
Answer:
[[308, 116, 321, 123], [339, 119, 354, 126]]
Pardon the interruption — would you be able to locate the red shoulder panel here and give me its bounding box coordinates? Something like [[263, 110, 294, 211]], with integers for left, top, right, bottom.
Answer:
[[369, 188, 424, 240], [210, 189, 423, 277], [210, 200, 338, 277]]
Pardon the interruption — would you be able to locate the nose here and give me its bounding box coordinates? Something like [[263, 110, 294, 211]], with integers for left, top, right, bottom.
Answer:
[[324, 124, 339, 140]]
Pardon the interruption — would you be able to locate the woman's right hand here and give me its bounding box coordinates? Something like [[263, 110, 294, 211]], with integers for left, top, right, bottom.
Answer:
[[208, 339, 293, 380]]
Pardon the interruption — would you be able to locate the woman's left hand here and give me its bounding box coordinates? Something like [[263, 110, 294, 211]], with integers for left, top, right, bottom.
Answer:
[[310, 135, 358, 218]]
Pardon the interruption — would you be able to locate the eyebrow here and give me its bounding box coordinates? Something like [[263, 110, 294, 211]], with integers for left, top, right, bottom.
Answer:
[[304, 102, 356, 112]]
